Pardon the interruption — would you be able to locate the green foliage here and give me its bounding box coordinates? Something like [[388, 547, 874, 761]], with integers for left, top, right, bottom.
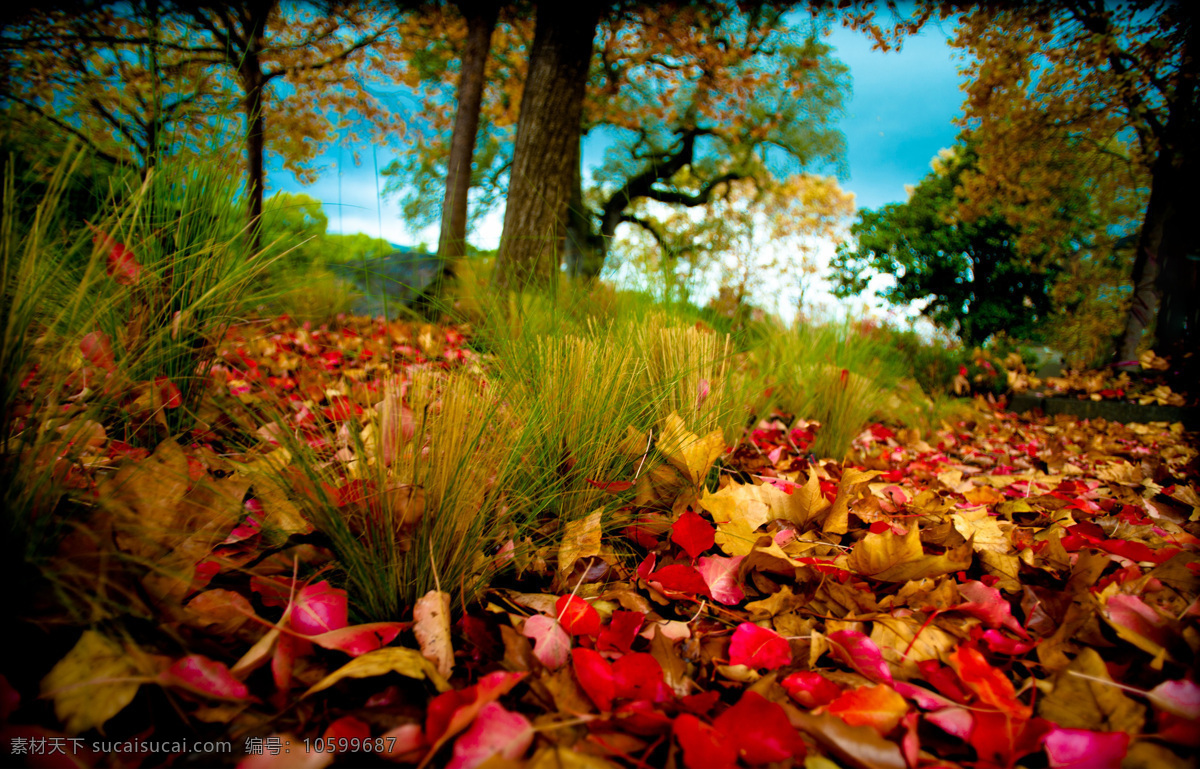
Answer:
[[2, 147, 269, 613], [831, 144, 1058, 347]]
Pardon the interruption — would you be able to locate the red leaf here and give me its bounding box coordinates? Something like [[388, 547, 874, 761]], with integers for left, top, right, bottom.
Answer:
[[728, 623, 791, 670], [96, 233, 141, 285], [713, 691, 806, 764], [614, 699, 674, 735], [672, 510, 715, 559], [324, 715, 371, 746], [80, 331, 116, 372], [155, 376, 182, 408], [947, 644, 1029, 718], [827, 629, 893, 684], [585, 478, 634, 493], [571, 648, 615, 712], [613, 652, 671, 703], [556, 595, 601, 636], [159, 655, 251, 701], [649, 563, 712, 600], [291, 581, 348, 635], [782, 671, 842, 708], [1043, 727, 1128, 769], [956, 580, 1028, 638], [673, 713, 739, 769], [597, 610, 644, 654]]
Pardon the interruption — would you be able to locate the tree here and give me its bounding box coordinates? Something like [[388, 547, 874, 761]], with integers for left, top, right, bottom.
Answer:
[[436, 0, 501, 278], [493, 0, 602, 292], [384, 2, 849, 290], [177, 1, 405, 250], [2, 2, 406, 249], [831, 144, 1062, 347], [945, 1, 1197, 365]]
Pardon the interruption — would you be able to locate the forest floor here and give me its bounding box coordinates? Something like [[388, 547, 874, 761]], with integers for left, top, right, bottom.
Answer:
[[4, 314, 1199, 769]]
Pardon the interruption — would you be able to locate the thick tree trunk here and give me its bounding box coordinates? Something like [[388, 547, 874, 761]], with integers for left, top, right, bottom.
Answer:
[[239, 0, 273, 255], [494, 0, 600, 293], [435, 0, 499, 278]]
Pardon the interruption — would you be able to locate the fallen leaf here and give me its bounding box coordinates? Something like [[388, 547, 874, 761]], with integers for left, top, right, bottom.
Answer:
[[414, 590, 454, 679], [304, 647, 448, 697], [40, 631, 141, 735]]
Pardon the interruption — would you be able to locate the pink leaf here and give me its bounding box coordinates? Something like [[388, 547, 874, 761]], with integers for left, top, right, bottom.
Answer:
[[376, 723, 427, 764], [305, 622, 406, 656], [672, 510, 715, 559], [827, 629, 893, 684], [696, 554, 745, 605], [674, 713, 739, 769], [556, 595, 601, 636], [521, 614, 570, 669], [159, 655, 251, 701], [426, 671, 526, 751], [291, 581, 348, 635], [713, 691, 806, 764], [956, 580, 1028, 638], [728, 623, 791, 670], [1044, 727, 1129, 769], [1149, 679, 1200, 719], [446, 702, 533, 769], [571, 648, 615, 712]]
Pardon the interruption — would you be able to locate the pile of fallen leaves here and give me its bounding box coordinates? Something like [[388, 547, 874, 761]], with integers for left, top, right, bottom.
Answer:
[[4, 312, 1200, 769], [1001, 350, 1192, 408]]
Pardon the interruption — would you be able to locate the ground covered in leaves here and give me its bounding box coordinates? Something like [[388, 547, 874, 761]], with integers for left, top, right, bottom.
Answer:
[[5, 315, 1200, 769]]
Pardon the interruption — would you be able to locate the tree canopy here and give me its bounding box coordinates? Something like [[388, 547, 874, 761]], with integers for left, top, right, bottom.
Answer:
[[943, 0, 1196, 363], [383, 2, 852, 287], [831, 144, 1060, 347]]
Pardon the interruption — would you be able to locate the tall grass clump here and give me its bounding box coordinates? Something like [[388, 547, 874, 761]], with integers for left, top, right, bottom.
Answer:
[[250, 368, 517, 620], [749, 318, 908, 459], [2, 146, 273, 620]]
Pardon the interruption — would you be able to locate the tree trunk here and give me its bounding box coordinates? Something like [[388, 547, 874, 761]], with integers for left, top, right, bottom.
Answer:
[[494, 0, 600, 293], [239, 0, 273, 255], [435, 0, 500, 279]]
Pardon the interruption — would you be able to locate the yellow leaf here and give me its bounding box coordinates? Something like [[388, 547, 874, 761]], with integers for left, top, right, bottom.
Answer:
[[713, 516, 760, 557], [846, 523, 972, 582], [657, 412, 724, 488], [304, 647, 447, 697], [1038, 647, 1146, 734], [823, 467, 877, 535], [951, 507, 1010, 553], [795, 468, 832, 527], [40, 631, 141, 735], [559, 509, 604, 579]]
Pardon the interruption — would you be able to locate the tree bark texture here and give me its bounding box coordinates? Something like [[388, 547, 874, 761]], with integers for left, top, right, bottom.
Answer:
[[494, 0, 600, 293], [436, 0, 500, 276], [238, 0, 273, 255]]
